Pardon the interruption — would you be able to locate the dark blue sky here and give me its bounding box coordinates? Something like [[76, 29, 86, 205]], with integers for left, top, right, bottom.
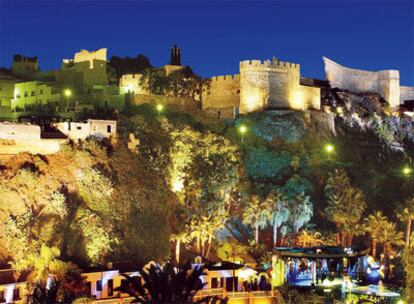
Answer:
[[1, 1, 413, 85]]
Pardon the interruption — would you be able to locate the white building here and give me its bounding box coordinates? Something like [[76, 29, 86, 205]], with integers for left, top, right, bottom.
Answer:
[[0, 269, 28, 304], [53, 119, 117, 142], [82, 263, 139, 301]]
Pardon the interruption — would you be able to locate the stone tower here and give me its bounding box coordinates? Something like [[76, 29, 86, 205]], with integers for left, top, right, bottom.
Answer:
[[170, 45, 181, 66]]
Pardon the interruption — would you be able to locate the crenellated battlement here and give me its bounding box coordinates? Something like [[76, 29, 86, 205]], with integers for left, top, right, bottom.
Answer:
[[240, 58, 300, 70], [210, 74, 240, 82]]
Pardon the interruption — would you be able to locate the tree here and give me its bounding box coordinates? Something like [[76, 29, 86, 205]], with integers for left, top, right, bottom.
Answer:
[[109, 54, 152, 80], [72, 208, 113, 265], [242, 195, 273, 243], [403, 235, 414, 302], [268, 190, 289, 247], [364, 211, 388, 258], [287, 193, 313, 234], [324, 169, 366, 246], [296, 230, 323, 247], [377, 220, 404, 259], [170, 229, 191, 265], [189, 209, 228, 258], [115, 261, 227, 304], [397, 197, 414, 247]]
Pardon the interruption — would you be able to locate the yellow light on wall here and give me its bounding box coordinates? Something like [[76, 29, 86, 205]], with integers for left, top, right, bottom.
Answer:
[[289, 90, 305, 110]]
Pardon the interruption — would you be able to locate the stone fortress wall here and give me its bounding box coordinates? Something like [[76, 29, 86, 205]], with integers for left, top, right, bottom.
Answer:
[[322, 56, 409, 110], [400, 86, 414, 103], [202, 57, 321, 118], [202, 74, 240, 118], [239, 59, 320, 114]]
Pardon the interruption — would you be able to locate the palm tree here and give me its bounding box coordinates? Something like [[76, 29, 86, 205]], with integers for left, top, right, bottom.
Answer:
[[287, 193, 313, 233], [242, 195, 272, 243], [115, 261, 227, 304], [297, 230, 323, 247], [324, 170, 366, 246], [364, 211, 387, 258], [268, 190, 289, 247], [377, 221, 404, 259], [397, 197, 414, 247], [171, 230, 191, 265]]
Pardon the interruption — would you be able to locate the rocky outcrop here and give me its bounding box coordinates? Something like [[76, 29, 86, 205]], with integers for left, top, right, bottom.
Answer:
[[322, 87, 388, 116]]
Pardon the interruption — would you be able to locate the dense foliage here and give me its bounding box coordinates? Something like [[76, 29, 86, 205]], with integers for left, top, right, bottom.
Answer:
[[0, 103, 413, 296]]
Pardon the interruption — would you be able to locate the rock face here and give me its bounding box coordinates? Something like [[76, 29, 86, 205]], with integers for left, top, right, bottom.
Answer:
[[261, 110, 306, 142], [322, 87, 388, 116]]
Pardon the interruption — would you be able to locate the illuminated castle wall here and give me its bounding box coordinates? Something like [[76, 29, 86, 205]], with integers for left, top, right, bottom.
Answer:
[[202, 57, 321, 118], [202, 74, 240, 118], [323, 56, 414, 110], [240, 59, 320, 114]]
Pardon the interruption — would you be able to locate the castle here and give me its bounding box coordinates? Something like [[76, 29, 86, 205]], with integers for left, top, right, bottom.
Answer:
[[1, 46, 414, 123], [202, 58, 321, 118], [202, 57, 414, 119]]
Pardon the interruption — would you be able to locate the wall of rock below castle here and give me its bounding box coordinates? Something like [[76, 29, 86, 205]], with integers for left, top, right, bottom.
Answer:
[[201, 75, 240, 118], [239, 60, 320, 114]]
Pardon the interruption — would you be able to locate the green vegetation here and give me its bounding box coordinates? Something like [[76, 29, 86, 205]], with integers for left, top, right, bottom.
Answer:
[[0, 103, 413, 297]]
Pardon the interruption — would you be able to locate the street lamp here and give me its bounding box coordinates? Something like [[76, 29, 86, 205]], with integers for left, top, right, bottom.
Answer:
[[402, 165, 412, 177], [324, 143, 334, 160], [238, 124, 247, 144], [156, 104, 164, 115], [64, 89, 72, 111]]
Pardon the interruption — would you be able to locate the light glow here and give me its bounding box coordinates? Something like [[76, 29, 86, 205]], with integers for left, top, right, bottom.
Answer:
[[64, 89, 72, 97], [324, 143, 334, 154], [402, 165, 412, 176], [156, 104, 164, 113]]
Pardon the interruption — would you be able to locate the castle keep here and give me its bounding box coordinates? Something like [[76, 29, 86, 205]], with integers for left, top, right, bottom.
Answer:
[[202, 57, 321, 118]]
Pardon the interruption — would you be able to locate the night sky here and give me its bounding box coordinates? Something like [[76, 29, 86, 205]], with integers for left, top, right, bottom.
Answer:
[[1, 1, 413, 85]]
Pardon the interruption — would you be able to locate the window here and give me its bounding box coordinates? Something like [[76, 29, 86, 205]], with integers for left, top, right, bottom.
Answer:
[[107, 125, 112, 133], [96, 280, 102, 291], [31, 90, 35, 96], [108, 279, 114, 296], [77, 126, 82, 130], [86, 282, 92, 294], [24, 91, 28, 97], [13, 287, 20, 300], [211, 278, 218, 288], [39, 89, 43, 94]]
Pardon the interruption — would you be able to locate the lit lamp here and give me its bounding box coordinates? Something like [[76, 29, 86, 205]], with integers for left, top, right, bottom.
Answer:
[[156, 104, 164, 115], [238, 124, 247, 144], [324, 143, 334, 160], [402, 165, 413, 177], [64, 89, 72, 111]]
